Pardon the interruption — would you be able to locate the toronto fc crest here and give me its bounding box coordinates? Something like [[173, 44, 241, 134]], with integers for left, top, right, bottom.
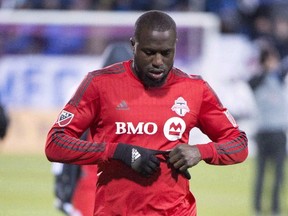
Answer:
[[171, 97, 190, 117]]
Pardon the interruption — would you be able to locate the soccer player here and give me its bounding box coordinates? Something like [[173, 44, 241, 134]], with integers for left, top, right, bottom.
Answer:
[[45, 10, 248, 215]]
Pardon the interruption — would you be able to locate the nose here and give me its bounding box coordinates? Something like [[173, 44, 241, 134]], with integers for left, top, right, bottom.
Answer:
[[152, 53, 164, 67]]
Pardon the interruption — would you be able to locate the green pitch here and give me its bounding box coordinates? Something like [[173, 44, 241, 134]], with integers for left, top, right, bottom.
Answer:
[[0, 154, 286, 216]]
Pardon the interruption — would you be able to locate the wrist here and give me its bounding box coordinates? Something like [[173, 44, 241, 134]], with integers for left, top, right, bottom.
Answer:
[[196, 143, 214, 161]]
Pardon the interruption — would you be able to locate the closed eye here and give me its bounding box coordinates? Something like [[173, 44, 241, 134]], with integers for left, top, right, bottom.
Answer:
[[142, 49, 172, 57], [161, 50, 172, 56], [143, 49, 155, 56]]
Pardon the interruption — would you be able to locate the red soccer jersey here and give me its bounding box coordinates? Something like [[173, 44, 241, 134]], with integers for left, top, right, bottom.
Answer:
[[46, 60, 248, 216]]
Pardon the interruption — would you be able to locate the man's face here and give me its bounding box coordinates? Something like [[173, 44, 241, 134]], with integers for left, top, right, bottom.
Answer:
[[131, 29, 177, 88]]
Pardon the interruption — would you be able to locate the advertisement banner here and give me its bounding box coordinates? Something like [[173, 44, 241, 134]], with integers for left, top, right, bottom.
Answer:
[[0, 55, 102, 109]]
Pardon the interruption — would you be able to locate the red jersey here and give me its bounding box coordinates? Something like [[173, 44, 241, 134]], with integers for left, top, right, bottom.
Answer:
[[46, 60, 248, 216], [72, 165, 97, 216]]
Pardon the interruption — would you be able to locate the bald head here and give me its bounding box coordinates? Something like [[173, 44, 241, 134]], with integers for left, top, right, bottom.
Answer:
[[133, 10, 177, 41]]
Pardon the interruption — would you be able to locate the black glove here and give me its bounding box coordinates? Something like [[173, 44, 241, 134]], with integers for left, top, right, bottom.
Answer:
[[113, 143, 167, 177]]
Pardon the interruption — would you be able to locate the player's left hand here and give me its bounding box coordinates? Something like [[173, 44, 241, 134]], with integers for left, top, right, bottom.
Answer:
[[168, 144, 201, 179]]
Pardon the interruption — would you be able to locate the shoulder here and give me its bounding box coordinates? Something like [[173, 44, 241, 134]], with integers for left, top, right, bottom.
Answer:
[[172, 67, 221, 93], [84, 62, 128, 91], [170, 68, 222, 104], [89, 62, 127, 79], [80, 62, 128, 88], [68, 62, 128, 107], [171, 67, 204, 83]]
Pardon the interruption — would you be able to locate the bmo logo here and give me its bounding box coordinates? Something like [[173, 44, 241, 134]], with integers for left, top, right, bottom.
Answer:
[[115, 122, 158, 135], [163, 117, 186, 141]]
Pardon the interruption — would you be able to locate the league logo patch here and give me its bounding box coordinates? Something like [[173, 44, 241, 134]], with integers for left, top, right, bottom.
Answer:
[[171, 97, 190, 117], [57, 110, 74, 127]]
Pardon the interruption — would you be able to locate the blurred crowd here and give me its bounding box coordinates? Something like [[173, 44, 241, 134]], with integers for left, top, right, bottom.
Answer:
[[0, 0, 288, 57], [0, 0, 190, 11]]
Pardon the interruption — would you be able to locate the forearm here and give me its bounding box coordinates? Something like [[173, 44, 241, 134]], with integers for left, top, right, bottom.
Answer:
[[197, 130, 248, 165], [45, 128, 117, 165]]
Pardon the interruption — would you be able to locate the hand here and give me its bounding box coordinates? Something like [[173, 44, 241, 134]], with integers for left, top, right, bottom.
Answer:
[[168, 144, 201, 178], [113, 143, 167, 177]]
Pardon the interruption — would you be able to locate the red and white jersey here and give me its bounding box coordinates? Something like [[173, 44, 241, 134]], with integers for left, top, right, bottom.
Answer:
[[46, 60, 248, 216]]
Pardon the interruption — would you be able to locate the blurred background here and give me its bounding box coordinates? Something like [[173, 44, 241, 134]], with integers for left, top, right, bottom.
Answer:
[[0, 0, 287, 215]]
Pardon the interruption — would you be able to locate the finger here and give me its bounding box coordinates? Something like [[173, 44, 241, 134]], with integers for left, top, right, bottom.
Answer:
[[153, 150, 171, 155], [182, 170, 191, 180], [143, 165, 154, 175], [140, 170, 151, 177], [173, 158, 187, 170], [148, 156, 161, 169], [143, 160, 160, 175], [153, 150, 171, 161], [168, 148, 180, 157], [168, 153, 183, 165]]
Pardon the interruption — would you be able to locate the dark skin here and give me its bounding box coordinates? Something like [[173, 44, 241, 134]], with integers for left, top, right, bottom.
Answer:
[[130, 27, 201, 175], [130, 29, 176, 88], [169, 144, 201, 173]]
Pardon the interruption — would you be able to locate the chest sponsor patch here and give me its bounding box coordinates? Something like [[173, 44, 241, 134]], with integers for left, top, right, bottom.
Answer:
[[57, 110, 74, 127], [163, 117, 186, 141]]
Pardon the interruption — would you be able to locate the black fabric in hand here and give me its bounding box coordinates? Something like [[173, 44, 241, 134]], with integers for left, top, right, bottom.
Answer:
[[182, 169, 191, 180], [113, 143, 167, 177]]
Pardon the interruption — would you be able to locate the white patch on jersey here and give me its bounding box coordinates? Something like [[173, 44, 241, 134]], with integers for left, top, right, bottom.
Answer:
[[163, 117, 186, 141], [224, 110, 238, 127], [57, 110, 74, 127], [171, 97, 190, 117]]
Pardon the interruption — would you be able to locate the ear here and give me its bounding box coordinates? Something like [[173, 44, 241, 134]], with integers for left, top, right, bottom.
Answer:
[[130, 37, 135, 46], [130, 37, 136, 53]]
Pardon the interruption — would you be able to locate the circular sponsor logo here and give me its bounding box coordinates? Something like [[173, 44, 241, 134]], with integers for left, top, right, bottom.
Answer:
[[163, 117, 186, 141]]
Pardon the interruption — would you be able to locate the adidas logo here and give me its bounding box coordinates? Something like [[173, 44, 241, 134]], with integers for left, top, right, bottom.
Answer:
[[116, 100, 129, 110], [131, 148, 141, 163]]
